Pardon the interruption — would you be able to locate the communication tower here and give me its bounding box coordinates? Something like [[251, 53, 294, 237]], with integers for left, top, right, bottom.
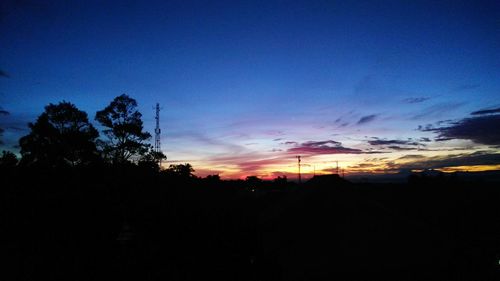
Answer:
[[296, 155, 302, 184], [154, 103, 163, 164]]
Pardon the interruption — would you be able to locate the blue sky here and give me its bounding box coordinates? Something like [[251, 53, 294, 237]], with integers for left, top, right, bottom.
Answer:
[[1, 0, 499, 178]]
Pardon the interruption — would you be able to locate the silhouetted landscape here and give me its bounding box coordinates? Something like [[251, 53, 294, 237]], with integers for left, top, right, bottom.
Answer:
[[2, 1, 500, 280], [3, 157, 500, 280], [1, 95, 500, 280]]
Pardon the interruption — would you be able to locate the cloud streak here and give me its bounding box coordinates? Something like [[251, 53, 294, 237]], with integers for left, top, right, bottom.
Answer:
[[367, 138, 420, 146], [471, 107, 500, 115], [286, 140, 370, 155], [357, 114, 377, 125], [403, 97, 430, 104]]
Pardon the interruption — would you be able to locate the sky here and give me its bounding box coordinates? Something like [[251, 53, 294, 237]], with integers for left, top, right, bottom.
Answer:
[[1, 0, 500, 179]]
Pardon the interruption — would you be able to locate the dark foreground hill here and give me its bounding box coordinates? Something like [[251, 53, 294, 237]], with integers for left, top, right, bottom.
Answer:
[[2, 170, 500, 280]]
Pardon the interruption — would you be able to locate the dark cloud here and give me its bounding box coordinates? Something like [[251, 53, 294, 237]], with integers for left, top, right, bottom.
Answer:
[[434, 137, 454, 142], [471, 107, 500, 115], [418, 124, 435, 132], [273, 138, 283, 141], [356, 114, 377, 125], [403, 97, 429, 104], [368, 138, 420, 146], [283, 141, 298, 145], [303, 140, 342, 146], [387, 146, 418, 151], [0, 111, 32, 148], [0, 70, 9, 78], [0, 118, 30, 132], [396, 151, 500, 170], [287, 140, 364, 155], [421, 114, 500, 145]]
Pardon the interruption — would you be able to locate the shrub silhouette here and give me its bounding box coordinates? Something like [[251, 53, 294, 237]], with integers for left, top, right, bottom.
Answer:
[[165, 163, 195, 178], [0, 150, 18, 168], [138, 146, 166, 172]]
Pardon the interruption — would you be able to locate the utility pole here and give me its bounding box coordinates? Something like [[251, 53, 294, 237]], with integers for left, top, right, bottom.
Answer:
[[296, 156, 301, 184], [336, 161, 339, 175]]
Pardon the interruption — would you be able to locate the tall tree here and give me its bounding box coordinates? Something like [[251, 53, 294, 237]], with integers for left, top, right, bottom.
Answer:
[[95, 94, 151, 164], [19, 102, 99, 167]]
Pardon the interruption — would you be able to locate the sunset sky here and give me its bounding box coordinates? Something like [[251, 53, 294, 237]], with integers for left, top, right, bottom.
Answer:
[[1, 0, 499, 179]]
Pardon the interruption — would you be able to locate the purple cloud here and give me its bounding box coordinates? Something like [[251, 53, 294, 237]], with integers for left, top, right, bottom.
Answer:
[[287, 140, 363, 155]]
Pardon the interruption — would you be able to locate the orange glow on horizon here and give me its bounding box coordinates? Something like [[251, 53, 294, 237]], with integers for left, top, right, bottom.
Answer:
[[433, 165, 500, 173], [189, 163, 500, 180], [163, 149, 500, 180]]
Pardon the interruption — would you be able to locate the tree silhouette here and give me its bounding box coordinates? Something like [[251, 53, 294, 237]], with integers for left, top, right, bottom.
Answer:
[[274, 175, 288, 184], [166, 163, 195, 178], [205, 174, 221, 181], [19, 102, 99, 167], [0, 150, 18, 168], [95, 94, 151, 164], [138, 145, 167, 171], [245, 175, 262, 186]]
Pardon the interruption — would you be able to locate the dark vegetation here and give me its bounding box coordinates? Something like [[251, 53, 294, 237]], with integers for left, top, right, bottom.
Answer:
[[1, 95, 500, 280]]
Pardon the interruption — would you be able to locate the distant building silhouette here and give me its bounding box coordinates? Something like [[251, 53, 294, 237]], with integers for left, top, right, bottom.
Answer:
[[306, 174, 349, 187]]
